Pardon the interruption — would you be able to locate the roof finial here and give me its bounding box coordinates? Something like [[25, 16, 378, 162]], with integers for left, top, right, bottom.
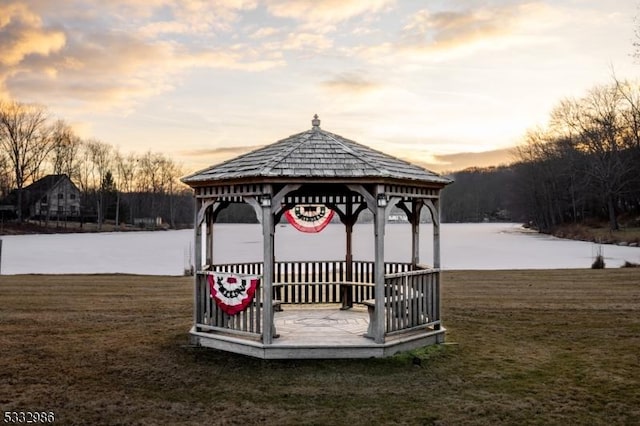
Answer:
[[312, 114, 320, 129]]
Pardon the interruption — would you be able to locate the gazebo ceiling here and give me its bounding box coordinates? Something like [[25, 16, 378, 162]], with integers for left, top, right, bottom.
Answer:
[[182, 115, 452, 187]]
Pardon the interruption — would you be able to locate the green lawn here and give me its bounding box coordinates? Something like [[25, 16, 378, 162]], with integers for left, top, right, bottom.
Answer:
[[1, 270, 639, 425]]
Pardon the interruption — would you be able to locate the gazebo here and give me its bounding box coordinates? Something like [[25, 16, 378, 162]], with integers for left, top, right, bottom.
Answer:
[[182, 116, 452, 359]]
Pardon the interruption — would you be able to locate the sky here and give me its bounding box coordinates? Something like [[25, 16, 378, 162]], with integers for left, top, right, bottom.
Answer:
[[1, 0, 639, 174]]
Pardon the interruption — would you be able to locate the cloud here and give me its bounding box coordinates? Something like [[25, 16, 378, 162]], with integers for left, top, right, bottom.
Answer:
[[1, 0, 399, 109], [353, 2, 558, 63], [410, 148, 516, 173], [6, 35, 284, 109], [401, 8, 507, 50], [279, 32, 333, 51], [250, 27, 281, 39], [265, 0, 394, 24], [180, 145, 265, 169], [180, 145, 264, 157], [0, 1, 285, 110], [0, 2, 66, 67], [138, 0, 259, 36], [322, 72, 381, 94]]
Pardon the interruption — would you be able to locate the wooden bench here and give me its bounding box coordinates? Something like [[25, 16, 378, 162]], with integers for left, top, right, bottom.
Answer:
[[362, 299, 377, 338], [362, 292, 428, 338], [271, 300, 282, 338]]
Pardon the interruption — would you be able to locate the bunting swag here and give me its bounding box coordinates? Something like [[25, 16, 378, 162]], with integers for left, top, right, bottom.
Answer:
[[207, 273, 260, 315], [284, 204, 334, 233]]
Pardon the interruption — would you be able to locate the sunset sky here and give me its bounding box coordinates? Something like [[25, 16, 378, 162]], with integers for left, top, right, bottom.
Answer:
[[1, 0, 639, 173]]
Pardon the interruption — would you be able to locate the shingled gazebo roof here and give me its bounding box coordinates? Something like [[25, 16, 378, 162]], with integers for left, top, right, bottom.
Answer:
[[182, 116, 451, 187]]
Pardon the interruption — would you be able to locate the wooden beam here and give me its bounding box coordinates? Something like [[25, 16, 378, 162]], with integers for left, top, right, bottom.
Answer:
[[205, 206, 213, 267], [269, 184, 302, 224], [346, 184, 376, 211], [412, 201, 423, 268], [245, 196, 262, 224], [423, 199, 440, 268], [271, 184, 302, 213], [196, 199, 215, 226]]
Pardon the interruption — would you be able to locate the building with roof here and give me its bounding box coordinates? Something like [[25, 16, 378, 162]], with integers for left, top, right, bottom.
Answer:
[[182, 115, 452, 359], [21, 174, 81, 220]]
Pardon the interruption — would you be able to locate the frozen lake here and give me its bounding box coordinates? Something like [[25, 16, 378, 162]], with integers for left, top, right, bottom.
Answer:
[[1, 223, 639, 275]]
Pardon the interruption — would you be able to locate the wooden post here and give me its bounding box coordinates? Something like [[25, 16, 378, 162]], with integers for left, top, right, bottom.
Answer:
[[432, 199, 441, 269], [205, 206, 213, 267], [343, 197, 354, 309], [262, 186, 274, 344], [0, 238, 3, 275], [374, 185, 386, 344], [432, 198, 441, 329], [193, 198, 203, 327], [411, 201, 422, 269]]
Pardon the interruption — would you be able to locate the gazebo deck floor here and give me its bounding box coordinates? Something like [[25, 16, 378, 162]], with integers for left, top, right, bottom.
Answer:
[[191, 304, 445, 359], [273, 304, 372, 346]]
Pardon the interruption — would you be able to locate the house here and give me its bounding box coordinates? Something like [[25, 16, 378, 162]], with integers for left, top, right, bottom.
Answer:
[[21, 174, 81, 220]]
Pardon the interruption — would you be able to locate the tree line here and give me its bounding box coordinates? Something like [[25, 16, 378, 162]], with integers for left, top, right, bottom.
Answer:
[[5, 77, 639, 231], [442, 78, 640, 232], [0, 100, 192, 228]]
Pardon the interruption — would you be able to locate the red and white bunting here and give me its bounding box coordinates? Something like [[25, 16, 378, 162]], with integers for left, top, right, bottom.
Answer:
[[284, 204, 334, 233], [207, 272, 260, 315]]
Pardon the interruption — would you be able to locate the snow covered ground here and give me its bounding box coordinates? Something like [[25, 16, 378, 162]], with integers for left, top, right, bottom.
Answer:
[[1, 223, 638, 275]]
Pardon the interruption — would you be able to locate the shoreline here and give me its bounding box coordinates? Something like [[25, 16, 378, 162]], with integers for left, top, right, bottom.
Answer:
[[4, 220, 640, 249], [547, 223, 640, 247], [0, 220, 188, 236]]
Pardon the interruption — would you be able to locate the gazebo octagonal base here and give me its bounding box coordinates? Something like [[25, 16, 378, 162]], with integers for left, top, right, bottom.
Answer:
[[190, 327, 445, 359], [189, 306, 445, 359]]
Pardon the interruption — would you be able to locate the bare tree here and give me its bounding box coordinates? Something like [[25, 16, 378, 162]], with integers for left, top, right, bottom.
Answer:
[[0, 101, 54, 221], [133, 152, 185, 227], [84, 139, 112, 230], [136, 151, 162, 193], [614, 78, 640, 214], [515, 128, 566, 230], [574, 85, 632, 230], [75, 141, 93, 195], [518, 81, 639, 231], [136, 151, 163, 224], [49, 120, 81, 179], [112, 150, 139, 229], [0, 152, 13, 199], [159, 156, 183, 228]]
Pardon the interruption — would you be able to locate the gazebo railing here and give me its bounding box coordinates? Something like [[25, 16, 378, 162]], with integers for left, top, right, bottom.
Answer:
[[206, 260, 413, 304], [195, 270, 263, 338], [273, 260, 389, 304], [383, 267, 440, 335], [195, 260, 427, 337], [273, 261, 343, 304]]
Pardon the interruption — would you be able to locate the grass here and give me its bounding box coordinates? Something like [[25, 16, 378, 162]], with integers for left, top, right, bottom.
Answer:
[[552, 223, 640, 246], [1, 270, 639, 425]]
